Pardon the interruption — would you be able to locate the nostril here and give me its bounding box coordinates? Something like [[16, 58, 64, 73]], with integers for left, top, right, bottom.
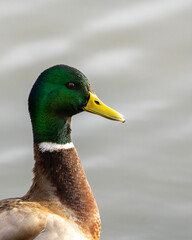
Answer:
[[94, 100, 100, 105]]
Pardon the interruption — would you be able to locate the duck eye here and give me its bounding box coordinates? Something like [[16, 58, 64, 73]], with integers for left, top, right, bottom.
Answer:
[[66, 82, 76, 90]]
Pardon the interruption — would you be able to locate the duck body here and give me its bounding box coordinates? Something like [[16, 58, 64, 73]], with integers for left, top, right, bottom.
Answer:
[[0, 144, 100, 240], [0, 200, 90, 240], [0, 65, 124, 240]]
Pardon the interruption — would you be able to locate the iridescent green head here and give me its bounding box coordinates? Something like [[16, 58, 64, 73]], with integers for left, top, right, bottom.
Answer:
[[29, 65, 125, 144]]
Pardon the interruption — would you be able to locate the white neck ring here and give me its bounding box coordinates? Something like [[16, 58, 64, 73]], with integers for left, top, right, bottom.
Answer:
[[38, 142, 74, 152]]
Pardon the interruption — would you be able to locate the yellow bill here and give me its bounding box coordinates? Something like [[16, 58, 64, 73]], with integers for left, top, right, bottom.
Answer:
[[84, 92, 125, 123]]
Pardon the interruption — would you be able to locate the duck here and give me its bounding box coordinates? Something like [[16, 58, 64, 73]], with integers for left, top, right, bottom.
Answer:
[[0, 65, 125, 240]]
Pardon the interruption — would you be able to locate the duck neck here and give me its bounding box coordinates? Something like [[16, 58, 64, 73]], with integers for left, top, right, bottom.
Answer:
[[24, 143, 101, 240], [31, 114, 72, 144]]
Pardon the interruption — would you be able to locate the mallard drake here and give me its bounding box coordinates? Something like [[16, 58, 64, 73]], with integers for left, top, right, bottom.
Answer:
[[0, 65, 125, 240]]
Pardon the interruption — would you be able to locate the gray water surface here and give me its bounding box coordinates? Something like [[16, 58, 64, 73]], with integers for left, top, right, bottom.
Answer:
[[0, 0, 192, 239]]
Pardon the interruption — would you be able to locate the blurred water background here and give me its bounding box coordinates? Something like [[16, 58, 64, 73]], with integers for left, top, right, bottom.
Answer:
[[0, 0, 192, 239]]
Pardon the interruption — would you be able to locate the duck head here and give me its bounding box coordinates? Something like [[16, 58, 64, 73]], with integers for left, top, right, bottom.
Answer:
[[29, 65, 125, 144]]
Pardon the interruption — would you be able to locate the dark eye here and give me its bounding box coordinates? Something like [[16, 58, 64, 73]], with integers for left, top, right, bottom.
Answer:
[[66, 82, 76, 90]]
